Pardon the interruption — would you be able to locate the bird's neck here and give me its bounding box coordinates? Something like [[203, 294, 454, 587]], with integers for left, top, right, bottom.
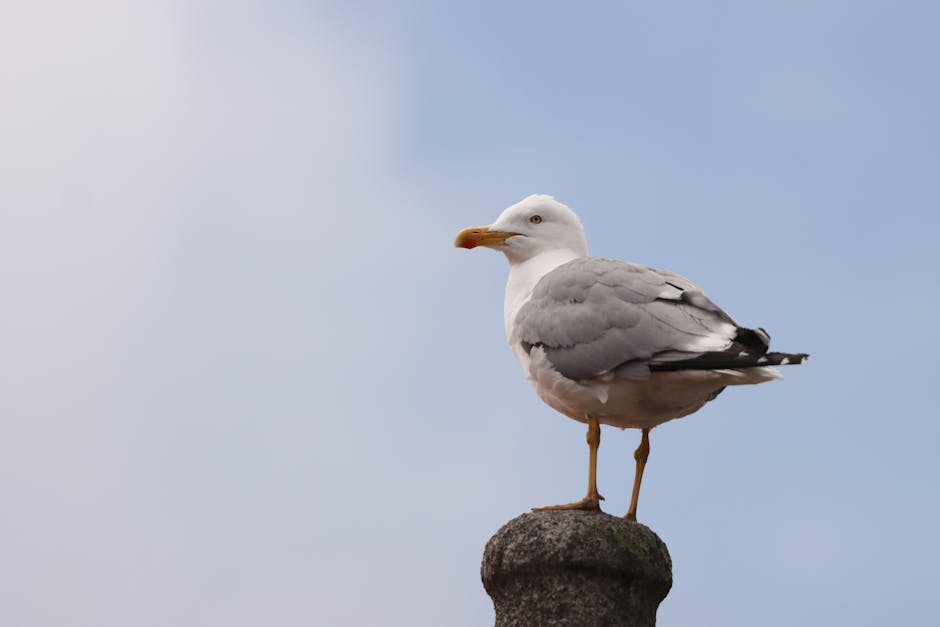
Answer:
[[503, 249, 583, 339]]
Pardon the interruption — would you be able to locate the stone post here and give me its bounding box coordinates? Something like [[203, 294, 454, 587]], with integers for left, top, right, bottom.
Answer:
[[481, 511, 672, 626]]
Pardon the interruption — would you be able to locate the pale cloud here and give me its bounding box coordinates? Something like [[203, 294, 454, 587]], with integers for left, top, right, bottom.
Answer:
[[0, 3, 421, 625]]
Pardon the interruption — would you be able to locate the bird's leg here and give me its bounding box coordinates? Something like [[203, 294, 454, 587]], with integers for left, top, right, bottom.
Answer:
[[625, 428, 651, 522], [533, 415, 604, 512], [582, 414, 603, 506]]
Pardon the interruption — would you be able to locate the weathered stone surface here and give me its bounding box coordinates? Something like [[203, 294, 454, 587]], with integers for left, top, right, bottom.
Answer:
[[481, 511, 672, 626]]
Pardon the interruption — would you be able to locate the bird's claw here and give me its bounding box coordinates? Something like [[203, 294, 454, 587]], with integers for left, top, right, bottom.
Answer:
[[532, 493, 604, 513]]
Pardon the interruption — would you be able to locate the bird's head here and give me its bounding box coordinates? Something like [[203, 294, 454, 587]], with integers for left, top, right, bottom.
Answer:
[[454, 195, 588, 263]]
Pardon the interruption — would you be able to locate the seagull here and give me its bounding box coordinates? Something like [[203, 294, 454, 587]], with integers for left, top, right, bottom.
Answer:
[[455, 195, 808, 521]]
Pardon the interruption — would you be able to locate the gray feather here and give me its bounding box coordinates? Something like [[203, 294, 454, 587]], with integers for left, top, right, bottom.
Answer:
[[513, 258, 738, 381]]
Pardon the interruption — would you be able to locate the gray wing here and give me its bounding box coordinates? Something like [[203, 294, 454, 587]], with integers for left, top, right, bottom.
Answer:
[[512, 257, 750, 381]]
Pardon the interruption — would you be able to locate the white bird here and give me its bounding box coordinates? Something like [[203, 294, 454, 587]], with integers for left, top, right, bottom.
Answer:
[[455, 195, 808, 521]]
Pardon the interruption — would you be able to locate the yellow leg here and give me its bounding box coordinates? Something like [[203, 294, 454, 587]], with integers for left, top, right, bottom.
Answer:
[[625, 428, 651, 522], [533, 415, 604, 512]]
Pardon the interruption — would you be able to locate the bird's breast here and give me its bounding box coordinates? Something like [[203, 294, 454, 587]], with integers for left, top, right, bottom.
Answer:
[[523, 347, 731, 430]]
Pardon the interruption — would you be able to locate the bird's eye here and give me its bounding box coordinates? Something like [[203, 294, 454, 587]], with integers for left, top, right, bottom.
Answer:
[[529, 215, 543, 224]]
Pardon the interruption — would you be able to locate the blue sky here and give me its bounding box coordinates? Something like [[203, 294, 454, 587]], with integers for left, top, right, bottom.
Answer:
[[2, 1, 938, 625]]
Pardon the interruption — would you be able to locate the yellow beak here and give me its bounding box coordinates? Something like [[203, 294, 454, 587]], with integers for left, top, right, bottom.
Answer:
[[454, 225, 519, 249]]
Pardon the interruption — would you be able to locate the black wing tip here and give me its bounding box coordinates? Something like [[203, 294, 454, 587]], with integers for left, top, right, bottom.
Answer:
[[734, 326, 771, 354], [757, 352, 811, 366], [649, 350, 810, 372]]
